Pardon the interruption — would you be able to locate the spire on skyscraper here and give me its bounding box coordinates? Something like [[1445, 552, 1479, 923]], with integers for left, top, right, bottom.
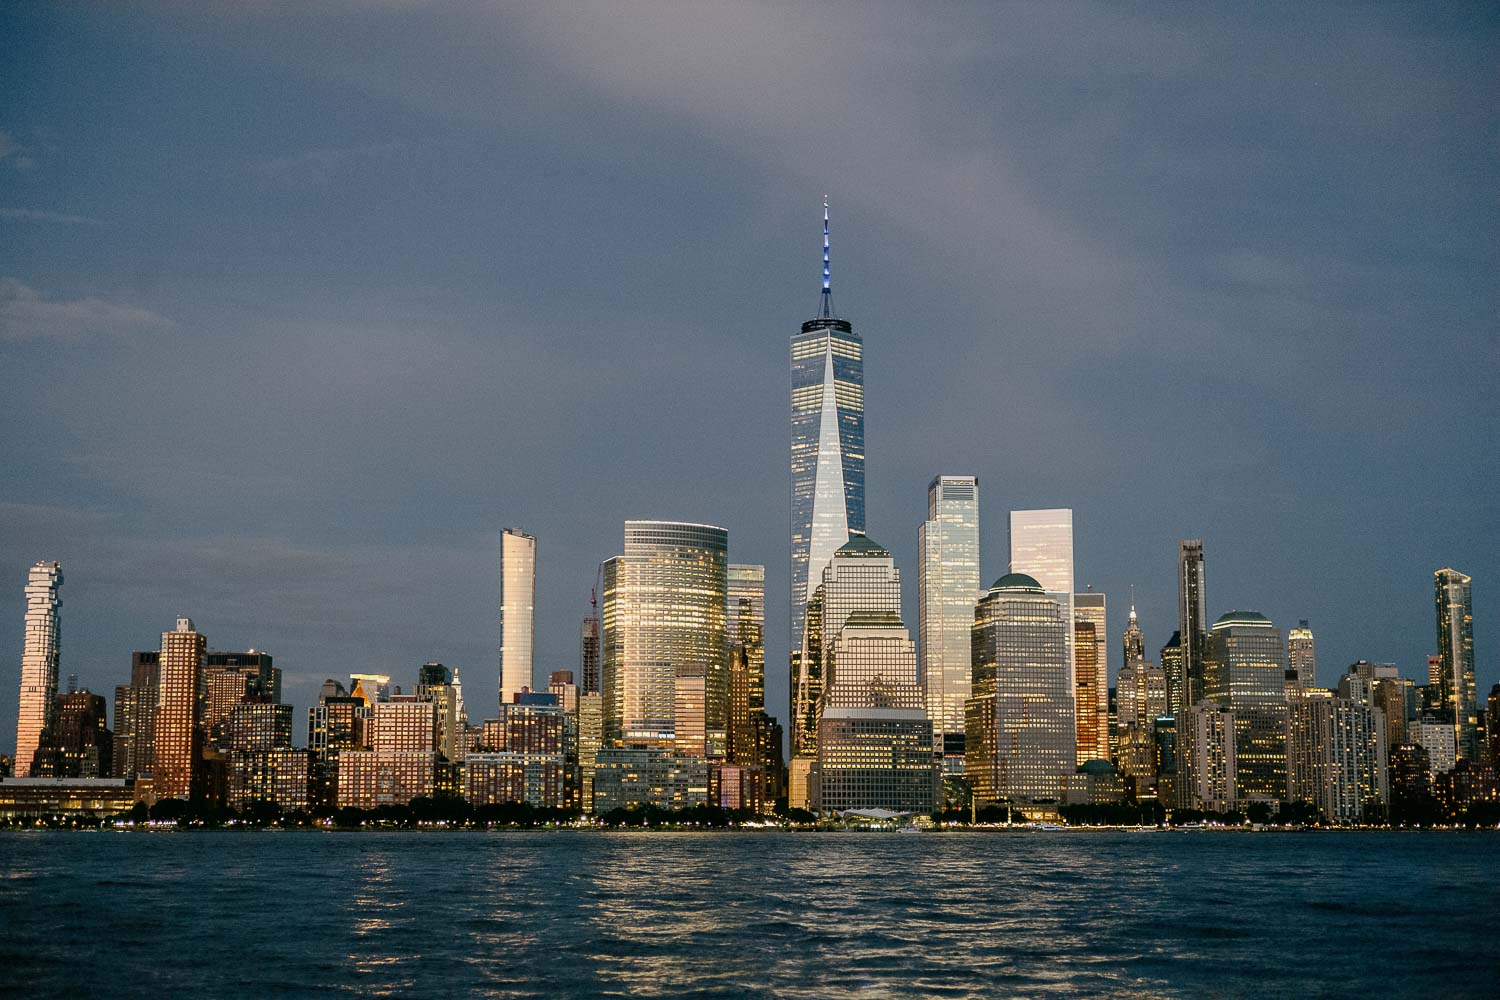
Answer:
[[820, 196, 834, 318]]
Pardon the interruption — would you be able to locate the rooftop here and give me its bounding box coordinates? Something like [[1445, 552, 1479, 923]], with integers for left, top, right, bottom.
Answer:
[[991, 572, 1044, 593]]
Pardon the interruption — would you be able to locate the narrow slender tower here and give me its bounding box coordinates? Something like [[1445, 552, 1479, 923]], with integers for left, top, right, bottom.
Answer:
[[14, 561, 63, 778], [789, 199, 865, 746], [499, 528, 537, 706]]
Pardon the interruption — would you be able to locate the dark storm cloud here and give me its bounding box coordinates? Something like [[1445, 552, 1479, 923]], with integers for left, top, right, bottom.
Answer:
[[0, 3, 1495, 747]]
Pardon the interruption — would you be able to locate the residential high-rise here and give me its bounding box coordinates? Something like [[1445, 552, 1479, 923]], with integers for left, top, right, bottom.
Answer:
[[1074, 592, 1108, 763], [113, 651, 159, 780], [966, 573, 1075, 806], [468, 692, 566, 808], [336, 699, 441, 808], [155, 618, 207, 801], [29, 690, 111, 779], [1177, 700, 1236, 813], [1203, 611, 1287, 801], [814, 611, 937, 814], [1177, 541, 1207, 707], [602, 521, 728, 753], [577, 690, 603, 812], [918, 475, 980, 773], [790, 201, 864, 698], [580, 612, 601, 695], [1287, 687, 1389, 823], [499, 528, 537, 706], [1287, 621, 1316, 689], [307, 680, 364, 807], [1433, 568, 1478, 761], [416, 662, 464, 761], [14, 561, 63, 778]]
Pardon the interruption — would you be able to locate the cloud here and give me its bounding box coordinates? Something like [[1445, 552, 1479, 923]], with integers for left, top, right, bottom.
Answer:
[[0, 277, 174, 342], [0, 207, 102, 225]]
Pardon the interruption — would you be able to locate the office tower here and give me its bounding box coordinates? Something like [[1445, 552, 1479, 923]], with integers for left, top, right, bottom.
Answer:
[[336, 700, 440, 808], [918, 475, 980, 773], [673, 665, 707, 757], [602, 521, 728, 753], [548, 670, 579, 713], [813, 610, 936, 813], [153, 618, 206, 801], [1176, 541, 1207, 707], [499, 528, 537, 706], [29, 690, 111, 778], [1427, 654, 1444, 687], [1074, 592, 1108, 763], [1287, 688, 1388, 823], [727, 645, 753, 765], [727, 564, 767, 713], [1123, 605, 1145, 671], [14, 561, 63, 778], [1339, 661, 1407, 756], [1287, 621, 1316, 689], [1433, 568, 1478, 761], [1008, 508, 1075, 668], [966, 573, 1075, 806], [207, 651, 279, 702], [580, 613, 602, 695], [307, 680, 363, 808], [1177, 701, 1237, 812], [1203, 611, 1287, 801], [1161, 631, 1186, 718], [113, 651, 159, 780], [793, 534, 902, 758], [549, 671, 581, 808], [789, 201, 865, 696]]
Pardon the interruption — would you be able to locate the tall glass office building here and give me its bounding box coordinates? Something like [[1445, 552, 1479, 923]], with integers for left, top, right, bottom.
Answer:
[[1177, 540, 1207, 707], [790, 202, 864, 709], [727, 564, 767, 715], [1203, 611, 1286, 800], [14, 561, 62, 778], [965, 573, 1075, 805], [1433, 568, 1478, 761], [1008, 509, 1075, 689], [918, 476, 979, 771], [602, 521, 728, 753], [499, 528, 536, 706]]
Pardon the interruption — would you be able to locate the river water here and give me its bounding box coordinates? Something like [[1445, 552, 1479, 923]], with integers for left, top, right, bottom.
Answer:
[[1, 829, 1492, 997]]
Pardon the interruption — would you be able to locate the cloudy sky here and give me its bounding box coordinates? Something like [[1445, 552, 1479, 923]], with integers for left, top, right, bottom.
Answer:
[[2, 3, 1495, 751]]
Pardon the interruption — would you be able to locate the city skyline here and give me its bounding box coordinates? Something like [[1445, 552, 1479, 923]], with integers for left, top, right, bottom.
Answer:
[[1, 5, 1496, 753]]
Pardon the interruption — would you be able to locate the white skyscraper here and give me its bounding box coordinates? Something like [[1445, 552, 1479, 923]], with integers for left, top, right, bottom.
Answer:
[[13, 561, 63, 778], [1009, 509, 1076, 692], [918, 476, 979, 773], [499, 528, 536, 706]]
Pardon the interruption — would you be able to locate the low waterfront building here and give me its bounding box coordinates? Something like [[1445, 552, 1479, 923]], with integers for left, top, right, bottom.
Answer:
[[227, 749, 310, 811], [592, 747, 709, 812], [0, 777, 135, 819]]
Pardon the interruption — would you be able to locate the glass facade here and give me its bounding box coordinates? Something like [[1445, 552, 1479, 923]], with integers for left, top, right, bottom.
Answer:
[[499, 528, 537, 706], [1203, 612, 1287, 800], [918, 476, 980, 769], [602, 521, 729, 754], [1008, 509, 1075, 700], [727, 563, 766, 716], [1433, 568, 1478, 761], [14, 561, 62, 779], [1074, 592, 1108, 763], [1177, 540, 1207, 707], [1287, 620, 1316, 689], [965, 576, 1075, 805]]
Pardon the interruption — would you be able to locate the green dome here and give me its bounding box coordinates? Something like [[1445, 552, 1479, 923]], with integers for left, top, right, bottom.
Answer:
[[991, 572, 1044, 593], [836, 532, 889, 557], [1079, 759, 1118, 777]]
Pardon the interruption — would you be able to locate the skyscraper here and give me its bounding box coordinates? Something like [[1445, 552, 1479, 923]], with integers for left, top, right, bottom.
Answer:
[[1203, 611, 1287, 801], [966, 573, 1076, 806], [1074, 591, 1108, 763], [789, 201, 864, 689], [602, 521, 728, 753], [579, 612, 601, 695], [727, 564, 767, 716], [1161, 630, 1186, 718], [918, 475, 980, 773], [14, 561, 62, 779], [155, 617, 207, 801], [1433, 568, 1478, 761], [1287, 620, 1316, 689], [113, 651, 159, 780], [1287, 687, 1388, 824], [499, 528, 537, 706], [1177, 540, 1207, 707], [814, 611, 937, 814], [1009, 508, 1075, 688], [1122, 604, 1145, 671]]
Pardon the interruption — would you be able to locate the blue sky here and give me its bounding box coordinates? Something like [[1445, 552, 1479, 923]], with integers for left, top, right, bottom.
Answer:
[[1, 3, 1496, 750]]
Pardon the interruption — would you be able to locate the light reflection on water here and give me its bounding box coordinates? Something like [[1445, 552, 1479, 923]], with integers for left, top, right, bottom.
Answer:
[[0, 829, 1494, 998]]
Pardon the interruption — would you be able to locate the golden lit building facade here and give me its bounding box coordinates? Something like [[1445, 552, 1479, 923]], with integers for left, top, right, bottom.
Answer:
[[1203, 611, 1287, 801], [154, 618, 206, 801], [14, 561, 63, 779]]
